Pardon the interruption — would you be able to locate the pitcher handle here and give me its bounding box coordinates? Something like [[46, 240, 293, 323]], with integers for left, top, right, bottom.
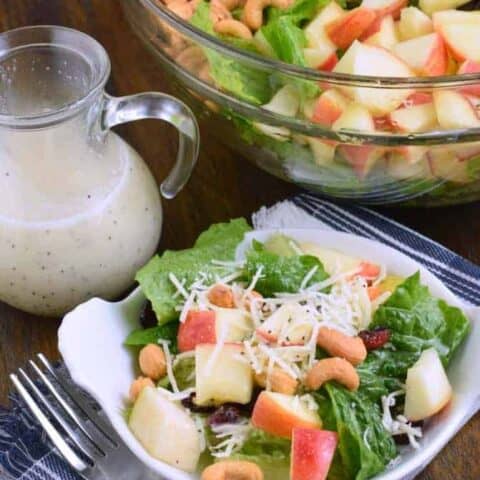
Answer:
[[101, 92, 200, 199]]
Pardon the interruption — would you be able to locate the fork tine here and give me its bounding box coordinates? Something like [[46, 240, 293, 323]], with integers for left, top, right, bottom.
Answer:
[[28, 359, 113, 451], [36, 354, 119, 447], [18, 368, 102, 460], [10, 373, 89, 474]]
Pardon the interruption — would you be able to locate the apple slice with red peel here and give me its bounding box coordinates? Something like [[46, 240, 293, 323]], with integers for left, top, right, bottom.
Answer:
[[178, 309, 252, 352], [393, 33, 448, 76], [393, 145, 430, 164], [420, 0, 473, 16], [334, 41, 415, 115], [361, 0, 407, 19], [325, 8, 377, 50], [458, 60, 480, 97], [389, 102, 438, 132], [433, 90, 480, 129], [398, 7, 433, 40], [363, 15, 399, 50], [304, 47, 338, 71], [251, 392, 322, 438], [433, 10, 480, 62], [449, 142, 480, 161], [256, 303, 301, 343], [404, 348, 453, 422], [305, 1, 345, 47], [333, 103, 383, 178], [312, 89, 349, 126], [402, 91, 433, 107], [291, 428, 338, 480]]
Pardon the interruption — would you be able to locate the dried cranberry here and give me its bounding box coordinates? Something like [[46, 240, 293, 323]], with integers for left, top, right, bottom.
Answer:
[[208, 405, 242, 426], [359, 327, 391, 351], [181, 394, 215, 414], [139, 301, 157, 329]]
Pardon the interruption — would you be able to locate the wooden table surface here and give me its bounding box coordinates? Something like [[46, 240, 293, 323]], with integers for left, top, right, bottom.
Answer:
[[0, 1, 479, 479]]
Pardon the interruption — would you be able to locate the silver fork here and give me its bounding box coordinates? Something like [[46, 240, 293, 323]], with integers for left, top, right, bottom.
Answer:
[[10, 353, 158, 480]]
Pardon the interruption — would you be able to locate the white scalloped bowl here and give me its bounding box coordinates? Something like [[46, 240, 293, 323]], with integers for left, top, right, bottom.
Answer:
[[58, 229, 480, 480]]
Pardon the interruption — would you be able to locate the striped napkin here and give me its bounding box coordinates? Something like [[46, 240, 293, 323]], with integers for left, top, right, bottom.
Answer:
[[1, 194, 479, 480]]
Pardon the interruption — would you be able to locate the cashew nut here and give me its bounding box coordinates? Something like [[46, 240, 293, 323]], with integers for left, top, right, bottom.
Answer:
[[208, 284, 236, 308], [214, 19, 253, 39], [254, 366, 298, 395], [139, 344, 167, 380], [218, 0, 247, 10], [244, 290, 263, 312], [243, 0, 294, 30], [167, 0, 197, 20], [305, 357, 360, 391], [129, 376, 155, 402], [201, 460, 264, 480], [210, 0, 233, 23], [316, 327, 367, 366]]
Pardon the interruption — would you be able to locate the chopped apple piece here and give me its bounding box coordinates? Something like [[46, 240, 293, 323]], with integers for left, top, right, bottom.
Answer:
[[304, 46, 338, 70], [305, 1, 345, 47], [387, 153, 431, 179], [129, 387, 201, 472], [449, 141, 480, 161], [398, 7, 433, 40], [178, 309, 253, 352], [361, 0, 407, 19], [389, 103, 438, 132], [428, 149, 470, 182], [252, 392, 322, 438], [257, 303, 305, 342], [403, 91, 433, 106], [433, 10, 480, 62], [195, 344, 253, 406], [420, 0, 472, 16], [433, 90, 480, 129], [363, 15, 399, 50], [291, 428, 338, 480], [393, 33, 447, 76], [334, 41, 415, 115], [325, 8, 377, 49], [312, 89, 349, 126], [392, 145, 430, 164], [404, 348, 452, 422], [308, 138, 337, 165], [332, 103, 376, 132], [299, 242, 362, 275], [458, 60, 480, 97]]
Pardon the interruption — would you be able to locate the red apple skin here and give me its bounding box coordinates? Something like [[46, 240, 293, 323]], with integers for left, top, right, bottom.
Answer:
[[251, 392, 321, 439], [402, 92, 433, 107], [291, 428, 339, 480], [326, 8, 377, 50], [318, 52, 339, 72], [357, 261, 381, 281], [424, 34, 448, 76], [338, 145, 381, 179], [359, 14, 384, 40], [312, 93, 345, 126], [177, 310, 216, 352], [458, 60, 480, 97], [363, 0, 407, 20]]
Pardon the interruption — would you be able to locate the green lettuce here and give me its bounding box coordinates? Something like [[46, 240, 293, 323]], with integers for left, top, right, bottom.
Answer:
[[244, 240, 329, 296], [136, 218, 251, 324], [124, 322, 179, 351], [371, 272, 470, 366], [191, 1, 273, 104], [315, 385, 397, 480]]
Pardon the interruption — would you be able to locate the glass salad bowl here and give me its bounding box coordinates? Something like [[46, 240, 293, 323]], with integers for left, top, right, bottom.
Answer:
[[123, 0, 480, 205]]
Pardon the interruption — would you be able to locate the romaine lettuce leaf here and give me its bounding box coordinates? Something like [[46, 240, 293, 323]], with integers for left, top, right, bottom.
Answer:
[[125, 322, 179, 352], [371, 272, 470, 366], [136, 218, 251, 325], [191, 1, 273, 104], [267, 0, 330, 24], [244, 240, 329, 296], [315, 385, 397, 480]]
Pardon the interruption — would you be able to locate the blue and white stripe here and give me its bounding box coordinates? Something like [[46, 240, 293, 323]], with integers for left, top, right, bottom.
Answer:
[[1, 193, 479, 479]]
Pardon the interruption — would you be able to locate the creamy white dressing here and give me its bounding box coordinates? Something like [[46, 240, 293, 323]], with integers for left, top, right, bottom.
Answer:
[[0, 120, 161, 316]]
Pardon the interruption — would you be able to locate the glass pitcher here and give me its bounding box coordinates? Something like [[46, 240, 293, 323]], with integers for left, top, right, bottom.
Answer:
[[0, 26, 199, 317]]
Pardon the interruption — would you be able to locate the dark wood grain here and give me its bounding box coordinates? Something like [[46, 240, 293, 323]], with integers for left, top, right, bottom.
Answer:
[[0, 2, 478, 479]]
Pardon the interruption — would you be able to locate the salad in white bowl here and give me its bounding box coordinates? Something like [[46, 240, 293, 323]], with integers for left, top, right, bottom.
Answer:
[[119, 219, 470, 480]]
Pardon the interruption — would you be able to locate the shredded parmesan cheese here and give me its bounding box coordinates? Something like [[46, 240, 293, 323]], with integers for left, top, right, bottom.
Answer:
[[158, 339, 180, 393], [209, 420, 251, 458]]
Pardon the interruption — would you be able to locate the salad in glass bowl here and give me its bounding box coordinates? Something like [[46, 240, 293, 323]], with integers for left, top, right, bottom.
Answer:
[[123, 219, 470, 479], [123, 0, 480, 205]]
